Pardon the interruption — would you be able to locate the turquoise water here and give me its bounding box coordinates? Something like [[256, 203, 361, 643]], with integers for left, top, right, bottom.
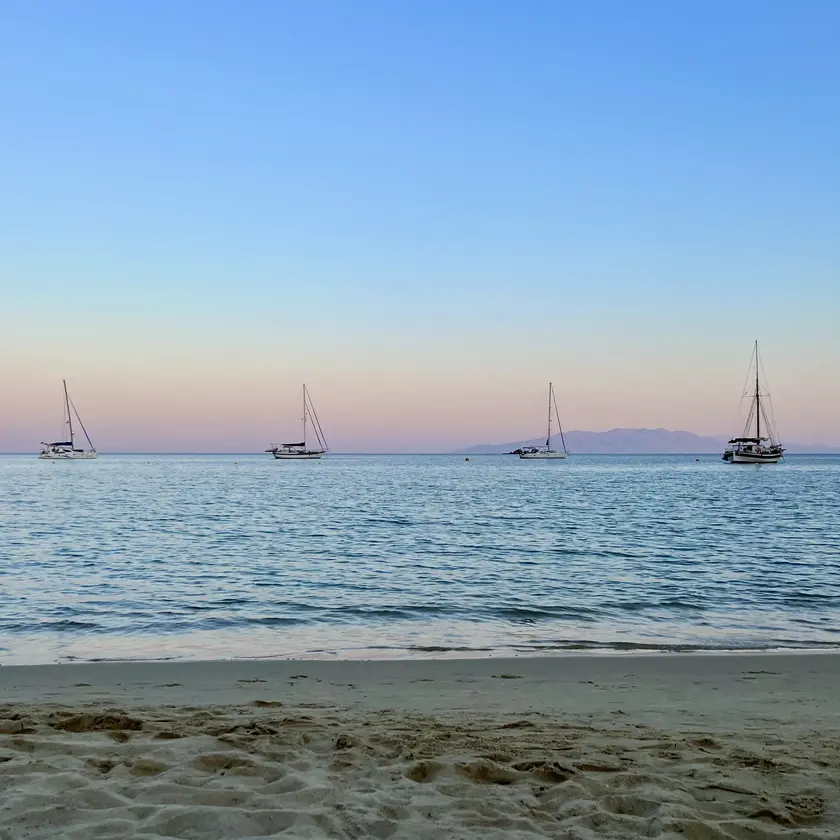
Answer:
[[1, 454, 839, 665]]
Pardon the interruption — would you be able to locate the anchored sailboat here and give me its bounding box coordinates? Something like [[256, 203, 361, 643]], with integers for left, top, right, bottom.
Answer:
[[39, 380, 97, 460], [266, 385, 329, 460], [722, 341, 784, 464], [519, 382, 569, 459]]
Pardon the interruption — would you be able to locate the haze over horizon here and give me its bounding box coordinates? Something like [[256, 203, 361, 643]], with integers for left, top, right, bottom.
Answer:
[[2, 1, 838, 452]]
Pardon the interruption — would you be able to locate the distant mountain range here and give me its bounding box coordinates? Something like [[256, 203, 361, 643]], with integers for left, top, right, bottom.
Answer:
[[456, 428, 837, 455]]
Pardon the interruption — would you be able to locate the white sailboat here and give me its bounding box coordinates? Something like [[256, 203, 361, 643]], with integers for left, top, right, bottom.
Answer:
[[39, 380, 98, 460], [266, 384, 329, 460], [518, 382, 569, 460], [722, 341, 784, 464]]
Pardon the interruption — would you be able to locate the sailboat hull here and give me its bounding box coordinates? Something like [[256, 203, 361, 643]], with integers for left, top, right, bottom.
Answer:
[[272, 451, 324, 460], [729, 452, 782, 464], [518, 451, 568, 460], [39, 450, 97, 460]]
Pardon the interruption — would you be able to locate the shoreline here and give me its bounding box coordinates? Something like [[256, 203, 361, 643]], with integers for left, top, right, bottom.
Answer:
[[3, 653, 839, 837], [4, 644, 840, 670], [4, 649, 840, 704]]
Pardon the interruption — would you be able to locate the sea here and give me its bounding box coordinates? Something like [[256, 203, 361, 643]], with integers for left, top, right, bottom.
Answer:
[[1, 453, 839, 666]]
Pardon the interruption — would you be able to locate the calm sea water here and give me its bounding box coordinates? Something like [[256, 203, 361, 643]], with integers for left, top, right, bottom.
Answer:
[[1, 454, 839, 666]]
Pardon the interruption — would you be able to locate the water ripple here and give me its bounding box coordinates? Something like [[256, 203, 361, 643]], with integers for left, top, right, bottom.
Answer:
[[1, 453, 839, 664]]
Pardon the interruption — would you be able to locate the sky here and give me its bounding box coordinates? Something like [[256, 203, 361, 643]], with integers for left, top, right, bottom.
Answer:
[[1, 0, 838, 452]]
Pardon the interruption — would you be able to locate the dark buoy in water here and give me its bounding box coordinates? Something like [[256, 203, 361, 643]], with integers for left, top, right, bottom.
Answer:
[[465, 457, 470, 462], [695, 458, 700, 462]]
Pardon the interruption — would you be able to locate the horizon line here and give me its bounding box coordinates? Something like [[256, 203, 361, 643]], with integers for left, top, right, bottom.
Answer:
[[3, 451, 838, 457]]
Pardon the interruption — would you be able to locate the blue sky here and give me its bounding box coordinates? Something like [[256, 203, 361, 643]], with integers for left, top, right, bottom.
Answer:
[[1, 1, 838, 450]]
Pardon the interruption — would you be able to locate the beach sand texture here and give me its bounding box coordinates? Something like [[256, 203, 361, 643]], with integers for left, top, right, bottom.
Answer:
[[1, 655, 839, 839]]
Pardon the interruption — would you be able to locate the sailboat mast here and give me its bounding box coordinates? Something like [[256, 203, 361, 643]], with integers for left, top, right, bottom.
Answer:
[[63, 379, 74, 446], [754, 341, 760, 440], [303, 384, 307, 447], [547, 382, 552, 448]]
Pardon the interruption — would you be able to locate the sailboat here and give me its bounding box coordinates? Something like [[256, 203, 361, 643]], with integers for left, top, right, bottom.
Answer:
[[266, 384, 329, 460], [518, 382, 569, 459], [722, 341, 784, 464], [39, 380, 98, 460]]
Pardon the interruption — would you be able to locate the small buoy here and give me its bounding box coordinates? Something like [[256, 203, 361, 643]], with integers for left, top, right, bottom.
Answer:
[[696, 458, 700, 462], [465, 457, 470, 462]]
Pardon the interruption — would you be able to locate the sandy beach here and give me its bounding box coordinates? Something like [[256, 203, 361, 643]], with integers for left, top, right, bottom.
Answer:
[[1, 653, 839, 838]]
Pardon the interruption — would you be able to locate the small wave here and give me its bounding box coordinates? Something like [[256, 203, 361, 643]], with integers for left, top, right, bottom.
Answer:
[[490, 605, 601, 622], [61, 654, 179, 663], [363, 516, 419, 526], [512, 639, 840, 653], [2, 620, 102, 633], [780, 593, 840, 607], [114, 615, 312, 633], [405, 645, 494, 653], [326, 604, 449, 620], [596, 597, 708, 614], [247, 616, 314, 628]]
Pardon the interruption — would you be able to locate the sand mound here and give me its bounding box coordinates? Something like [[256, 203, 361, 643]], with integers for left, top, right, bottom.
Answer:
[[51, 712, 143, 732]]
